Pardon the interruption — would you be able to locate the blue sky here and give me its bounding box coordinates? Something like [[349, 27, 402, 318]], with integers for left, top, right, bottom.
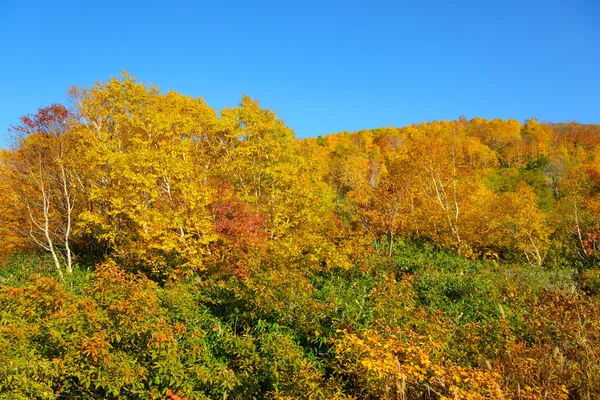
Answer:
[[1, 0, 598, 148]]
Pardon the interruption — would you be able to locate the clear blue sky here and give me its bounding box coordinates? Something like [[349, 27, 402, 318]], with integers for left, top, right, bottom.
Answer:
[[1, 0, 598, 148]]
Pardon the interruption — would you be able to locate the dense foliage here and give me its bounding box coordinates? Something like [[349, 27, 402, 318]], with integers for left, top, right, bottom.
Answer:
[[1, 73, 599, 398]]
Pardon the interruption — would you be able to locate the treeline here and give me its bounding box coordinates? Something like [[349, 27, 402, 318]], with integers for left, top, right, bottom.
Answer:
[[1, 73, 600, 399], [320, 117, 600, 269], [2, 73, 599, 276]]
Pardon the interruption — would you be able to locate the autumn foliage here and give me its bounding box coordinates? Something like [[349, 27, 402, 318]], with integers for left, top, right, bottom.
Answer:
[[1, 72, 600, 399]]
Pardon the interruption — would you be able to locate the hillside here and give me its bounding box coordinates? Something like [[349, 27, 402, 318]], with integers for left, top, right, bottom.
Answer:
[[1, 73, 599, 399]]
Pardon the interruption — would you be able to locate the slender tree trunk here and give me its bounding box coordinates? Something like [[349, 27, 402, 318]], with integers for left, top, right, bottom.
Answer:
[[60, 163, 74, 274], [34, 172, 64, 280]]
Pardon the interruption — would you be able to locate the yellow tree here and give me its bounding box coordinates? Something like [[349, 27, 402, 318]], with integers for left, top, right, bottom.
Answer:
[[365, 148, 416, 256], [72, 73, 219, 278], [522, 118, 554, 160], [320, 130, 381, 233], [469, 118, 522, 167], [218, 95, 295, 205], [0, 150, 27, 261], [463, 135, 499, 169], [552, 155, 600, 264], [288, 138, 360, 269], [487, 185, 551, 265], [218, 97, 353, 270], [404, 121, 472, 253]]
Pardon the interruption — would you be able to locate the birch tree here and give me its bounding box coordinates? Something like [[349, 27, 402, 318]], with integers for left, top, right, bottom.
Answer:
[[10, 105, 78, 277]]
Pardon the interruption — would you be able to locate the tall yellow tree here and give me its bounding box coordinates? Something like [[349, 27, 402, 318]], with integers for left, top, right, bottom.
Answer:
[[218, 97, 352, 269], [72, 73, 219, 278], [404, 121, 471, 252]]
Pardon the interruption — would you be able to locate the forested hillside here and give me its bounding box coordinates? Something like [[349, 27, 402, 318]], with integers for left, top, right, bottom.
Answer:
[[1, 73, 599, 399]]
